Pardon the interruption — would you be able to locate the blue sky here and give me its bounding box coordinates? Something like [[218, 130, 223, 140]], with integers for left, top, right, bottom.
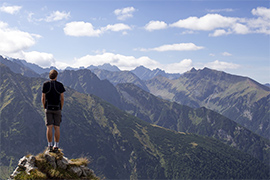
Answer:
[[0, 0, 269, 84]]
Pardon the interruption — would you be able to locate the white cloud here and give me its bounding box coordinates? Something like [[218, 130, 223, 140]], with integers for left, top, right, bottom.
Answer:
[[139, 43, 204, 52], [205, 60, 240, 70], [72, 52, 193, 74], [181, 30, 196, 35], [0, 4, 22, 14], [0, 21, 55, 68], [164, 59, 193, 73], [45, 11, 70, 22], [222, 52, 232, 56], [64, 21, 102, 37], [22, 51, 55, 67], [104, 23, 131, 32], [251, 7, 270, 19], [0, 21, 36, 54], [210, 29, 230, 37], [27, 12, 35, 22], [248, 7, 270, 34], [114, 7, 136, 21], [207, 8, 234, 13], [170, 6, 270, 36], [170, 14, 236, 31], [145, 21, 167, 31], [74, 53, 159, 70], [122, 31, 128, 35], [232, 23, 249, 34], [64, 21, 131, 37]]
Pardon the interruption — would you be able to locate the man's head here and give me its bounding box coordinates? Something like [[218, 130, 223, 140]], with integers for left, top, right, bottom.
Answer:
[[49, 70, 58, 80]]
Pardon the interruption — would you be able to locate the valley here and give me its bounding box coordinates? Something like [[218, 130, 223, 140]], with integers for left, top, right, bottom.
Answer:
[[0, 56, 269, 179]]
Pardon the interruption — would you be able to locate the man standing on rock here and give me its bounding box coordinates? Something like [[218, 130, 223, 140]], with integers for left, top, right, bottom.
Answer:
[[42, 70, 65, 153]]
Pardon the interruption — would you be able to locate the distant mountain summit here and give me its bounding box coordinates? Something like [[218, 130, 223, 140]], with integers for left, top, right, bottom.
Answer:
[[0, 55, 58, 76], [1, 55, 179, 81], [0, 55, 39, 77], [131, 65, 181, 80], [87, 63, 121, 72], [146, 67, 270, 139]]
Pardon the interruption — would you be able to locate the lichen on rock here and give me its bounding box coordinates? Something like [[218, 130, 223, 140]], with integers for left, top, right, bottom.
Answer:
[[9, 148, 98, 180]]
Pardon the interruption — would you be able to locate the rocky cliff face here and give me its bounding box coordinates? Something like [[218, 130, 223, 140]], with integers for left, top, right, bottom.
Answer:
[[9, 148, 98, 180], [145, 67, 270, 139]]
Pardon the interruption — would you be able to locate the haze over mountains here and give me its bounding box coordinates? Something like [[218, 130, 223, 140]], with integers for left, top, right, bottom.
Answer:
[[0, 55, 270, 179], [2, 55, 268, 139]]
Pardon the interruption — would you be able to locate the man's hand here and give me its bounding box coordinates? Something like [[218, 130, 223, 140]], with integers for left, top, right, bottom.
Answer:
[[60, 93, 64, 110], [41, 93, 46, 109]]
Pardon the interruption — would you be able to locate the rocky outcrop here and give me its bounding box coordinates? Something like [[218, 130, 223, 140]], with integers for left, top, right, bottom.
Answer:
[[9, 149, 98, 180]]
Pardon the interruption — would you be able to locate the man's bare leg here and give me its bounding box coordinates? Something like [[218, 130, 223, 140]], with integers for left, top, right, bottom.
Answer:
[[47, 125, 53, 143], [47, 125, 53, 151], [54, 126, 60, 149]]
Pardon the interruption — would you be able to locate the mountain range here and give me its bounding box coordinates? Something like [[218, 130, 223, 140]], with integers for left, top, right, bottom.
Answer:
[[0, 56, 181, 81], [38, 67, 269, 165], [145, 68, 270, 139], [1, 55, 270, 179], [0, 64, 269, 179], [1, 55, 269, 139]]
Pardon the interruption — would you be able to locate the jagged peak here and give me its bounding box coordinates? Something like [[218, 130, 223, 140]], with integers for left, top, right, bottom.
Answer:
[[189, 67, 197, 73]]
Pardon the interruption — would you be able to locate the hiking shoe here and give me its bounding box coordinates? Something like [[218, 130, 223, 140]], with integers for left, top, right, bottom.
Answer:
[[53, 147, 59, 153], [48, 146, 53, 152]]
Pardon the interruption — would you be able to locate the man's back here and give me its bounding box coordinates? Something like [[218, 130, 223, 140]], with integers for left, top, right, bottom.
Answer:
[[42, 80, 65, 110]]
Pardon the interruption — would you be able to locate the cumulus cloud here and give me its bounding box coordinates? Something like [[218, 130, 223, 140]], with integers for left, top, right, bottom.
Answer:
[[27, 10, 70, 23], [73, 53, 159, 70], [114, 7, 136, 21], [72, 52, 194, 74], [163, 59, 193, 73], [45, 11, 70, 22], [138, 43, 204, 52], [0, 21, 55, 68], [64, 21, 131, 37], [222, 52, 232, 56], [0, 21, 36, 54], [103, 23, 131, 32], [64, 21, 102, 37], [205, 60, 240, 70], [169, 6, 270, 36], [0, 4, 22, 14], [248, 7, 270, 34], [207, 8, 234, 13], [67, 52, 240, 74], [22, 51, 55, 67], [232, 23, 249, 34], [252, 6, 270, 19], [145, 20, 168, 31], [170, 14, 236, 31], [210, 29, 229, 37]]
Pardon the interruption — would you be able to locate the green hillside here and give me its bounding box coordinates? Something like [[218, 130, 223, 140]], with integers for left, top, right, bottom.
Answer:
[[116, 83, 270, 165], [146, 67, 270, 139], [0, 64, 269, 179], [48, 68, 269, 165]]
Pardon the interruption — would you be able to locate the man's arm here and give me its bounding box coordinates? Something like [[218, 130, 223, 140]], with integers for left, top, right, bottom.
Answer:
[[42, 93, 46, 109], [60, 93, 64, 110]]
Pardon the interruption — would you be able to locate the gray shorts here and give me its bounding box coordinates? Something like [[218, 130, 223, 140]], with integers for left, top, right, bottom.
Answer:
[[45, 109, 62, 126]]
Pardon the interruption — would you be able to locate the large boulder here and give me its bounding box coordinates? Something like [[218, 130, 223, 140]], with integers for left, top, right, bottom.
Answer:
[[9, 148, 98, 180]]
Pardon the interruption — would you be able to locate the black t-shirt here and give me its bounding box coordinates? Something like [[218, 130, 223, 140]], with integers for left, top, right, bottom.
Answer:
[[42, 80, 65, 109]]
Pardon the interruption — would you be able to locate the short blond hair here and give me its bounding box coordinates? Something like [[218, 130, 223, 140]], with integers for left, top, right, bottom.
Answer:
[[49, 70, 58, 79]]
